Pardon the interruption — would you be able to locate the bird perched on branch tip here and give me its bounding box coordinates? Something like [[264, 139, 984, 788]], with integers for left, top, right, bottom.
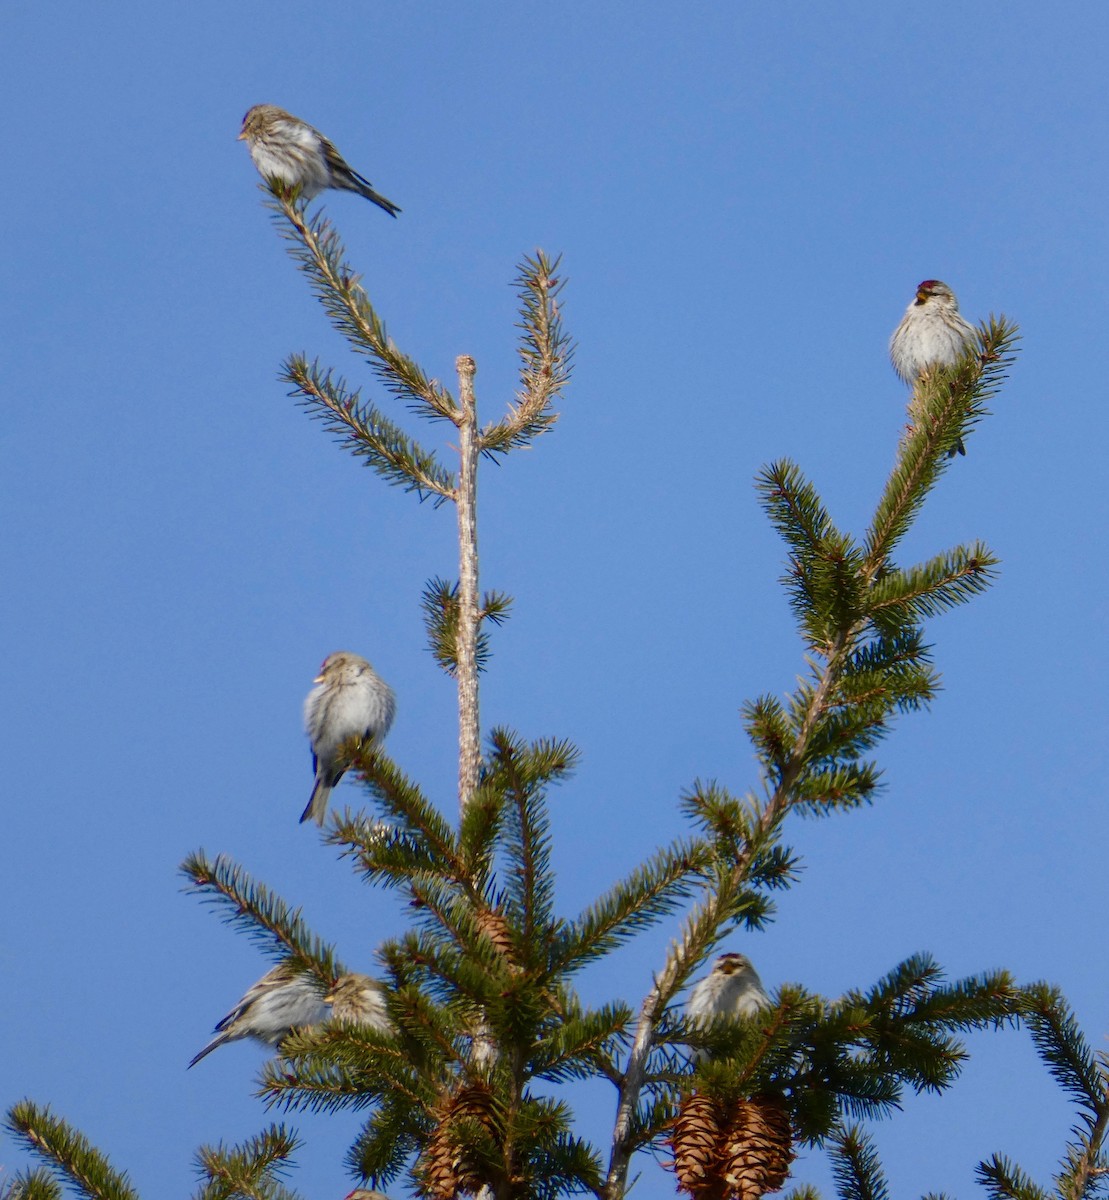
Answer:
[[239, 103, 401, 217], [889, 279, 978, 456]]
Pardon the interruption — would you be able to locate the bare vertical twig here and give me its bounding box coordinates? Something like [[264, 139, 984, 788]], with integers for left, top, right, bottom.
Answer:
[[455, 355, 481, 813]]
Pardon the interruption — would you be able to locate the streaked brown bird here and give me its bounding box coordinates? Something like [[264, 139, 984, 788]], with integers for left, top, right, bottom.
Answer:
[[239, 104, 401, 217], [188, 960, 327, 1068], [325, 972, 394, 1034]]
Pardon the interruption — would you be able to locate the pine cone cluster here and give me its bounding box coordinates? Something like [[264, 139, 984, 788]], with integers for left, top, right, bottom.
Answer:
[[669, 1093, 793, 1200], [419, 1082, 501, 1199]]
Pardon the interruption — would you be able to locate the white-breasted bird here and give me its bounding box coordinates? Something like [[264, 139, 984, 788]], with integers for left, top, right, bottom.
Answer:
[[686, 952, 770, 1060], [889, 279, 977, 456], [303, 651, 396, 826]]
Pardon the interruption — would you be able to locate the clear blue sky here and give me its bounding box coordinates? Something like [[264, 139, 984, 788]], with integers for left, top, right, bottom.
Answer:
[[3, 3, 1106, 1197]]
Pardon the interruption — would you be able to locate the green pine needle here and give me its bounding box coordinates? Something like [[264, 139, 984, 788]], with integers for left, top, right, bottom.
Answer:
[[829, 1125, 890, 1200], [976, 1154, 1053, 1200], [193, 1124, 302, 1200], [284, 355, 455, 501], [0, 1167, 64, 1200], [480, 251, 574, 456], [269, 193, 459, 424], [866, 317, 1020, 568], [5, 1102, 139, 1200]]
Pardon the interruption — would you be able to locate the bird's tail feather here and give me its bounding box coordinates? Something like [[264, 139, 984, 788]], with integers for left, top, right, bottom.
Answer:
[[188, 1036, 224, 1069], [301, 781, 331, 826], [350, 171, 401, 217]]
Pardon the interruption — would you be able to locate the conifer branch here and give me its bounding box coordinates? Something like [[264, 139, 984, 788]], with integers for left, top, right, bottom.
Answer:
[[1008, 986, 1109, 1200], [485, 730, 577, 953], [333, 749, 462, 874], [866, 318, 1019, 571], [605, 860, 774, 1196], [261, 1037, 425, 1114], [5, 1103, 139, 1200], [783, 1186, 824, 1200], [346, 1099, 422, 1188], [530, 1004, 632, 1085], [420, 578, 512, 676], [480, 252, 573, 456], [193, 1124, 302, 1200], [977, 1154, 1053, 1200], [331, 812, 446, 890], [261, 1065, 392, 1115], [283, 355, 455, 501], [1021, 985, 1105, 1119], [1061, 1068, 1109, 1200], [603, 608, 934, 1188], [605, 503, 982, 1197], [887, 964, 1019, 1034], [458, 781, 509, 884], [270, 193, 459, 423], [828, 1125, 889, 1200], [0, 1167, 63, 1200], [552, 841, 712, 974], [180, 852, 345, 990], [342, 786, 519, 984], [866, 543, 999, 626], [401, 881, 509, 976]]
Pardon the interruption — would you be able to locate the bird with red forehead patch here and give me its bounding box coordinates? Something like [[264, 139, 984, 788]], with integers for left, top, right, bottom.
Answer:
[[889, 279, 978, 455], [239, 104, 401, 217], [302, 651, 396, 826], [685, 952, 770, 1061]]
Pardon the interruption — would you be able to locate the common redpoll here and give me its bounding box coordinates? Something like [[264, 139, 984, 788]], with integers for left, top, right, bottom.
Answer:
[[303, 651, 396, 826], [239, 104, 401, 217], [325, 972, 394, 1033], [188, 960, 327, 1068], [889, 279, 977, 455], [686, 952, 769, 1060]]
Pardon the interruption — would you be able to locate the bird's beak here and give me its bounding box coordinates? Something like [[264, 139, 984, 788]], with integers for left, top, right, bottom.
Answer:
[[323, 992, 335, 1004], [313, 673, 326, 684], [237, 130, 247, 141], [916, 287, 929, 302]]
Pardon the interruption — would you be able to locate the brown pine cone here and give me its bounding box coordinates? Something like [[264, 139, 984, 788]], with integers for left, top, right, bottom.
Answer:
[[669, 1093, 728, 1200], [719, 1095, 794, 1200]]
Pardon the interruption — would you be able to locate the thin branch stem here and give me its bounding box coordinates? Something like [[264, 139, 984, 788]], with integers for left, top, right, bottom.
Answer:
[[455, 355, 481, 812], [1065, 1069, 1109, 1200], [275, 194, 458, 421], [603, 631, 851, 1198]]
